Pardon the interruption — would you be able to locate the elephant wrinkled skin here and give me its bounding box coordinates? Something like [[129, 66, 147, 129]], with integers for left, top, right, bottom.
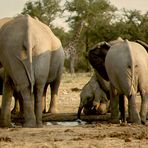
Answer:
[[0, 15, 64, 127]]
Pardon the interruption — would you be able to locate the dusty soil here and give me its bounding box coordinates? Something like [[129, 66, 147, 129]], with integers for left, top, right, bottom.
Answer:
[[0, 72, 148, 148]]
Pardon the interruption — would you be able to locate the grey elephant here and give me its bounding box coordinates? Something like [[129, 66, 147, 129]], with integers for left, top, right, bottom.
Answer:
[[105, 39, 148, 124], [88, 37, 148, 123], [0, 15, 64, 127], [77, 70, 109, 119]]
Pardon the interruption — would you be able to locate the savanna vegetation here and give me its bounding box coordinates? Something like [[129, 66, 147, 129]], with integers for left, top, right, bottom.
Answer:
[[21, 0, 148, 72]]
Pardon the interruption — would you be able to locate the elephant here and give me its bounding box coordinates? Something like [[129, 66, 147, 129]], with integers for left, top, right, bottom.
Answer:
[[77, 70, 109, 119], [88, 37, 148, 123], [0, 15, 65, 127], [105, 39, 148, 124]]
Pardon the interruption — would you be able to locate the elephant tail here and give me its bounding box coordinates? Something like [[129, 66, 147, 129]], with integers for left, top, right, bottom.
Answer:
[[23, 41, 33, 93], [125, 39, 136, 95], [21, 15, 34, 93]]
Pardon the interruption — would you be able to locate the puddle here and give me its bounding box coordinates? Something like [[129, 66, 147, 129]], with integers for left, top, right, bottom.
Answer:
[[11, 119, 91, 127], [45, 119, 87, 126]]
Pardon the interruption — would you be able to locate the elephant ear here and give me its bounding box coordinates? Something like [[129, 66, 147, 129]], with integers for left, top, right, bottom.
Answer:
[[136, 40, 148, 52], [88, 42, 111, 81]]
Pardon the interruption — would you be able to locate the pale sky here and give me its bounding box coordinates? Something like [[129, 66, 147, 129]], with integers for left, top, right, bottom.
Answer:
[[0, 0, 147, 30]]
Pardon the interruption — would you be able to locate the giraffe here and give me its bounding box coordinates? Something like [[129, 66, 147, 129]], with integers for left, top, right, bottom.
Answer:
[[64, 20, 85, 74]]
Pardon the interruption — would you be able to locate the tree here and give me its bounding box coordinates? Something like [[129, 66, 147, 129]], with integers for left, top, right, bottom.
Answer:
[[64, 0, 117, 72], [113, 9, 148, 42], [22, 0, 62, 26]]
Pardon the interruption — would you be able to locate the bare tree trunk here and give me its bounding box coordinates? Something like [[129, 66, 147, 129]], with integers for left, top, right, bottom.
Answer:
[[11, 112, 111, 123]]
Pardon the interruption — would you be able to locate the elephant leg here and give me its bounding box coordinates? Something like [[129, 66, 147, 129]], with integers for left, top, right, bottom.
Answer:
[[42, 84, 48, 113], [128, 94, 141, 124], [140, 92, 148, 125], [110, 84, 119, 123], [48, 80, 60, 113], [119, 94, 126, 122], [0, 75, 13, 127], [20, 87, 36, 127], [35, 85, 45, 127], [77, 106, 83, 119]]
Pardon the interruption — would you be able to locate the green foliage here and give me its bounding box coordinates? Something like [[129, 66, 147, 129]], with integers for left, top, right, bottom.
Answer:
[[112, 9, 148, 43], [22, 0, 62, 25]]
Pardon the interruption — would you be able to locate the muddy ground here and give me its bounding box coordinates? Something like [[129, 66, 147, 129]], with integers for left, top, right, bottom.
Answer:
[[0, 73, 148, 148]]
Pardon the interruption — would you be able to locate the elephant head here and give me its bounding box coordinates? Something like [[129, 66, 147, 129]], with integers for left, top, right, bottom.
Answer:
[[88, 37, 124, 81], [88, 42, 110, 81]]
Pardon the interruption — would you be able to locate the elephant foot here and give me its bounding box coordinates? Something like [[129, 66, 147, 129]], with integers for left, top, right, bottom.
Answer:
[[0, 119, 12, 128], [126, 116, 141, 124], [109, 118, 120, 124], [140, 113, 147, 125], [141, 119, 147, 125], [23, 120, 36, 128], [37, 123, 43, 128], [36, 120, 43, 128]]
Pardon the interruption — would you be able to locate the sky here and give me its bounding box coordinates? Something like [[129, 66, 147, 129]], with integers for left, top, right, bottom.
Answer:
[[0, 0, 147, 30]]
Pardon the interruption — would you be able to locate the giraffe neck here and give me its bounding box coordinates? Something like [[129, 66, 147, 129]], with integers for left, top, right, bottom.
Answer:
[[64, 21, 84, 59], [72, 21, 84, 46]]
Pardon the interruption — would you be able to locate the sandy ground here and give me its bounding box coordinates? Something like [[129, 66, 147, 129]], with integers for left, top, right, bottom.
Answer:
[[0, 72, 148, 148]]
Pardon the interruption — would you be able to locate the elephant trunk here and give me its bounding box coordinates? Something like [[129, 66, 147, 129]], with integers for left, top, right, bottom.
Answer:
[[77, 106, 83, 119]]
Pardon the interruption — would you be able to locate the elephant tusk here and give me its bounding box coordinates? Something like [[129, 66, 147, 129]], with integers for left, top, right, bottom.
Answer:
[[95, 104, 100, 110], [93, 101, 100, 110]]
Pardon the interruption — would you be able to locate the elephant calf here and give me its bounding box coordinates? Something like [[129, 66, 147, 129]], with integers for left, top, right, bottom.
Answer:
[[77, 71, 109, 119]]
